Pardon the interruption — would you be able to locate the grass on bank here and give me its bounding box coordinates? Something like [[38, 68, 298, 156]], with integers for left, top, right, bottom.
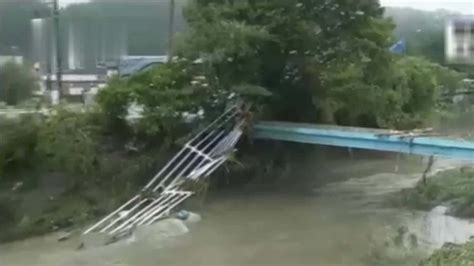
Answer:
[[0, 146, 170, 243], [387, 165, 474, 266], [390, 167, 474, 218], [420, 241, 474, 266]]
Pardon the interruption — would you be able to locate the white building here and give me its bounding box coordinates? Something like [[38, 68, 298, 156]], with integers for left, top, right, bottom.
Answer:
[[445, 16, 474, 64]]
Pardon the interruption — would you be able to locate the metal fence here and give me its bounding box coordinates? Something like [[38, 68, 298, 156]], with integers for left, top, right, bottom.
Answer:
[[84, 103, 245, 236]]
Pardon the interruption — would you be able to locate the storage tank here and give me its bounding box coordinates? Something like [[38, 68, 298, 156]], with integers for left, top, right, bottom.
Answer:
[[31, 17, 128, 73]]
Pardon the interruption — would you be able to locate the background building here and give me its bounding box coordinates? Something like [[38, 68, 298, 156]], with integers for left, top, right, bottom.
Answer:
[[445, 16, 474, 64]]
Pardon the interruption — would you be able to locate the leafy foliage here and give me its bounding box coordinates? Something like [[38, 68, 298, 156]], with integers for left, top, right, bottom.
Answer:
[[180, 0, 390, 122], [173, 0, 461, 129], [97, 59, 243, 140], [420, 241, 474, 266], [36, 108, 100, 184], [0, 108, 102, 186], [0, 62, 39, 105], [95, 76, 132, 129], [0, 116, 40, 180], [0, 196, 19, 226]]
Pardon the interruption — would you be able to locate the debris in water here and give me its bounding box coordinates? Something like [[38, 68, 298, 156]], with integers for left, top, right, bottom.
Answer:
[[176, 210, 190, 220], [11, 182, 23, 191], [57, 232, 71, 242]]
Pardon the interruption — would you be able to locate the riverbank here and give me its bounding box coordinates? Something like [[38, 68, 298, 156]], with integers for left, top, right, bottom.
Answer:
[[0, 136, 306, 243], [0, 141, 358, 243], [420, 241, 474, 266], [4, 150, 470, 266], [389, 166, 474, 218], [387, 161, 474, 265], [0, 141, 176, 243]]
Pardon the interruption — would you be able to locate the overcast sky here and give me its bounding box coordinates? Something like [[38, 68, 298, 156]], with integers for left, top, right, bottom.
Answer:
[[60, 0, 474, 14]]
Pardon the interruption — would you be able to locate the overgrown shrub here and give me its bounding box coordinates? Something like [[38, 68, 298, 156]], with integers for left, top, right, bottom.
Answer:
[[36, 108, 101, 187], [0, 115, 40, 180], [97, 61, 236, 142], [95, 76, 132, 131], [389, 167, 474, 218], [420, 241, 474, 266], [0, 62, 39, 105], [0, 196, 19, 226]]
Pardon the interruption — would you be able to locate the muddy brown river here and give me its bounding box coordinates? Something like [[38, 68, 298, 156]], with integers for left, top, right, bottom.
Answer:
[[1, 153, 473, 266]]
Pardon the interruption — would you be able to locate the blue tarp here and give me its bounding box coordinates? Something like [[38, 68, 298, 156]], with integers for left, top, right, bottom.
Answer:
[[118, 56, 168, 76], [389, 39, 406, 54]]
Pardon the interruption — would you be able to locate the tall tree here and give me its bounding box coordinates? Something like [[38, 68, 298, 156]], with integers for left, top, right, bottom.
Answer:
[[178, 0, 397, 125], [98, 0, 461, 133]]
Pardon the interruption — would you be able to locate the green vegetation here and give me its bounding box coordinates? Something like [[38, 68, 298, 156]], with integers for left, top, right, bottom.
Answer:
[[420, 242, 474, 266], [174, 0, 462, 129], [0, 115, 40, 180], [390, 167, 474, 218], [0, 62, 39, 105], [0, 196, 19, 226], [0, 109, 172, 242], [385, 166, 474, 265], [97, 60, 231, 141]]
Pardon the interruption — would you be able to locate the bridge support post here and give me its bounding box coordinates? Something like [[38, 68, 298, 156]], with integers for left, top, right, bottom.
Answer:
[[395, 153, 401, 173], [348, 147, 354, 161], [421, 155, 435, 185]]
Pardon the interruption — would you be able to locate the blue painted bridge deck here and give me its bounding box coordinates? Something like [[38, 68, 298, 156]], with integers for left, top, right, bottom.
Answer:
[[253, 121, 474, 160]]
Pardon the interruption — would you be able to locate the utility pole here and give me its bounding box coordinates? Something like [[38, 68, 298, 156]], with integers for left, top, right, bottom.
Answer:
[[46, 22, 52, 92], [167, 0, 175, 63], [53, 0, 63, 99]]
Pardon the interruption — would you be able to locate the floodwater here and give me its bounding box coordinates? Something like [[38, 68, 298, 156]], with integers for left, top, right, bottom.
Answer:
[[1, 152, 474, 266]]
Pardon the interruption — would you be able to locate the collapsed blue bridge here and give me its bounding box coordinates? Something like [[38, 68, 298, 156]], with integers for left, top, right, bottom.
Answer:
[[253, 122, 474, 160]]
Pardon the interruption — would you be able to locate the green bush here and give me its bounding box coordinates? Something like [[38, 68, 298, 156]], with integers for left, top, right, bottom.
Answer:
[[0, 196, 19, 226], [420, 242, 474, 266], [36, 108, 101, 187], [0, 108, 104, 189], [390, 167, 474, 218], [0, 115, 40, 180], [97, 61, 230, 141], [0, 62, 39, 105], [95, 76, 132, 130]]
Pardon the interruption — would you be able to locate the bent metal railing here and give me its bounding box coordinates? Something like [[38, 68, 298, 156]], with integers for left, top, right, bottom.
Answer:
[[84, 103, 246, 235]]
